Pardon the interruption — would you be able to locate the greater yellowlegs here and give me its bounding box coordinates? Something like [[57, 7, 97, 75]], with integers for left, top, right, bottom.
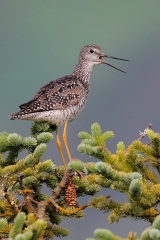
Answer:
[[11, 44, 128, 166]]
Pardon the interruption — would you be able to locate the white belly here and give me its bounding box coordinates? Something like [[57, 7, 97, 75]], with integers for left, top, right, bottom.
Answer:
[[20, 100, 86, 125]]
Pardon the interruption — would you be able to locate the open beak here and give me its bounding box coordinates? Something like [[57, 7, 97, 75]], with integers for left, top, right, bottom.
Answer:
[[101, 54, 129, 73]]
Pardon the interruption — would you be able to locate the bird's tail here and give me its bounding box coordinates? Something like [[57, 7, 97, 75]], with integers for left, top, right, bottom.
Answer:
[[10, 110, 25, 120]]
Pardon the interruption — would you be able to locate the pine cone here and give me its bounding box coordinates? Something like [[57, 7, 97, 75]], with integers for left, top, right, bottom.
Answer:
[[64, 176, 76, 207]]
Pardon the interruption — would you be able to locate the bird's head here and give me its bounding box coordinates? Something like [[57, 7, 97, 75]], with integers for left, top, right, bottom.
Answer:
[[79, 44, 129, 73]]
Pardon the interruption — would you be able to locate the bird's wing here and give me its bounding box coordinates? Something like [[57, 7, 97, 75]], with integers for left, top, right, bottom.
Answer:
[[19, 80, 57, 109], [19, 75, 86, 113]]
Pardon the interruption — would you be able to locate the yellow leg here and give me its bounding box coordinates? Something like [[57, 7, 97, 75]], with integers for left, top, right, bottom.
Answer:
[[56, 128, 67, 167], [62, 122, 72, 162]]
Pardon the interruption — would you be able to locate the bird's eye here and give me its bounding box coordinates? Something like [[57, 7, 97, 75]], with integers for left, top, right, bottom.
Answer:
[[90, 49, 94, 53]]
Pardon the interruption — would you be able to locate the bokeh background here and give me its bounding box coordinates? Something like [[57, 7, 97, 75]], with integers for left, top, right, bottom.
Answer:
[[1, 1, 160, 239]]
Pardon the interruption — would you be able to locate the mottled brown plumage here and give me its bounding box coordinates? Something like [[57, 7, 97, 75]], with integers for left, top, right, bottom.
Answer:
[[11, 44, 128, 165], [11, 76, 88, 126]]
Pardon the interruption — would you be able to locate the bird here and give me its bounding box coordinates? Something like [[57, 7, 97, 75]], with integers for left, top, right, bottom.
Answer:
[[11, 44, 129, 166]]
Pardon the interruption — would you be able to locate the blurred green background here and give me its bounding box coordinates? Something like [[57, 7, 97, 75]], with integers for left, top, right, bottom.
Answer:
[[1, 1, 160, 239]]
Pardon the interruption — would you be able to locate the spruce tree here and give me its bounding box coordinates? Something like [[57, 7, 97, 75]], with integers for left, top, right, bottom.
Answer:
[[0, 122, 160, 239]]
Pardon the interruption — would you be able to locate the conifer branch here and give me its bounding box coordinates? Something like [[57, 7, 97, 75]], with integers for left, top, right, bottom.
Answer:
[[138, 123, 152, 141], [36, 168, 89, 218], [1, 122, 160, 239]]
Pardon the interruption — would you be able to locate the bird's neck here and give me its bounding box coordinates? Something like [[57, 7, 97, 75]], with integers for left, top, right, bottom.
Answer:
[[73, 61, 93, 84]]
